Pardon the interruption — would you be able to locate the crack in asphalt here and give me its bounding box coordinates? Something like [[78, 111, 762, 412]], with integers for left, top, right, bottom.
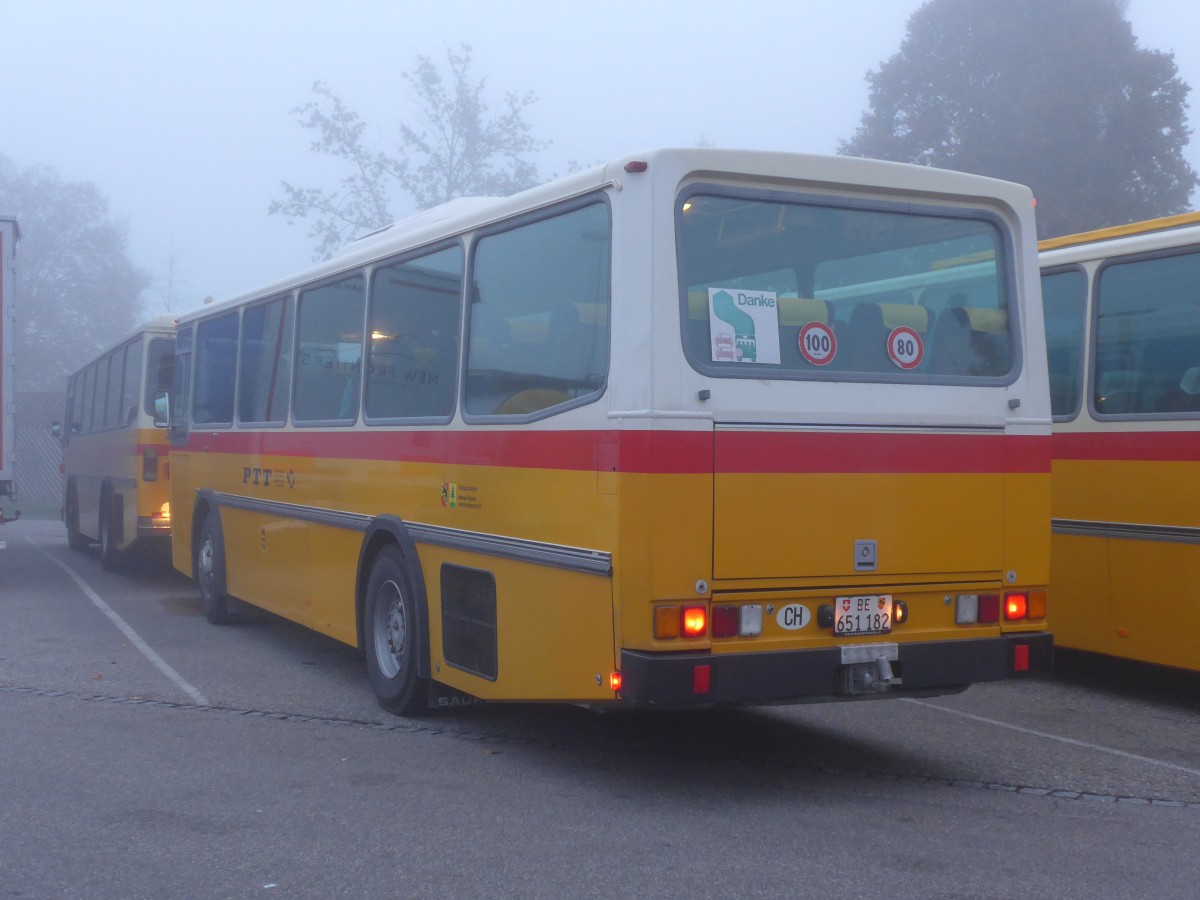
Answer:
[[5, 682, 1198, 810]]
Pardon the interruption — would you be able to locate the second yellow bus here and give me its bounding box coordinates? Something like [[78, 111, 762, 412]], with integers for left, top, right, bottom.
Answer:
[[166, 149, 1052, 713]]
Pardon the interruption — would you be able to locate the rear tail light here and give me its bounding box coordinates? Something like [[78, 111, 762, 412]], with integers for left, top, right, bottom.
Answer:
[[977, 594, 1000, 624], [681, 606, 707, 638], [956, 593, 1001, 624], [712, 605, 738, 638], [653, 605, 708, 639], [142, 447, 158, 481], [609, 671, 622, 692], [658, 603, 766, 640], [1004, 592, 1028, 621]]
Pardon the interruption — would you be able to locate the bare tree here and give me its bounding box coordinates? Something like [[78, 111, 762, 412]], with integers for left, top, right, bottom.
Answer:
[[0, 154, 149, 391], [272, 44, 548, 260]]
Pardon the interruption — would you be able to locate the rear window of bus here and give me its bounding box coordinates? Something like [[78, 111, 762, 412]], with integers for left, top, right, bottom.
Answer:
[[678, 191, 1015, 383]]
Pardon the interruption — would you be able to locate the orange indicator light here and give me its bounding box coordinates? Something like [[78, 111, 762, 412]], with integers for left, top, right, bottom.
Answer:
[[1027, 590, 1047, 620], [610, 672, 622, 692], [654, 606, 681, 639]]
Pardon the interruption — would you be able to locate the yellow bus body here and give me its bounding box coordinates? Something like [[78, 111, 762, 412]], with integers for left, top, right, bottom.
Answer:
[[62, 318, 175, 566], [168, 149, 1051, 711], [1041, 213, 1200, 671]]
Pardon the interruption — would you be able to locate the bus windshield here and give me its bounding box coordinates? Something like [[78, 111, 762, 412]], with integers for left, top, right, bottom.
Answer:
[[678, 192, 1013, 380]]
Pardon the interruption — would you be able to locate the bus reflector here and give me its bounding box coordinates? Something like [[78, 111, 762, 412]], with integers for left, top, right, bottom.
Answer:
[[693, 664, 711, 694], [654, 606, 681, 639], [1027, 590, 1047, 619], [1004, 592, 1028, 621], [712, 605, 738, 638], [977, 594, 1000, 624], [1013, 644, 1030, 672], [682, 606, 707, 638], [610, 671, 622, 691]]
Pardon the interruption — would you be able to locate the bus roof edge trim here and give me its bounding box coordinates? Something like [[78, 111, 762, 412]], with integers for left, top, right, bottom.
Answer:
[[1039, 211, 1200, 252]]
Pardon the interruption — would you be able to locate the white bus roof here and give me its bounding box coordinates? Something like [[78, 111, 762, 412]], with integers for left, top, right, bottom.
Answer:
[[177, 147, 1035, 326]]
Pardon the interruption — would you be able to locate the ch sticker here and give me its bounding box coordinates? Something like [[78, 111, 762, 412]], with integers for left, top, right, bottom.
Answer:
[[440, 482, 457, 508]]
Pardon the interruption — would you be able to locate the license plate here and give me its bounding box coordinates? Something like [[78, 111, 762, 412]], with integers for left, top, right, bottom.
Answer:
[[833, 594, 892, 636]]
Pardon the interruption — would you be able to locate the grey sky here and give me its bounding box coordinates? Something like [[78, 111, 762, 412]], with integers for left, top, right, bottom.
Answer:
[[2, 0, 1197, 317]]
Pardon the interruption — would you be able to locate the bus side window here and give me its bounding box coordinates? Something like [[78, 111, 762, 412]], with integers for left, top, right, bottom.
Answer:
[[466, 201, 611, 419], [365, 245, 462, 421], [193, 313, 239, 426], [295, 274, 364, 423]]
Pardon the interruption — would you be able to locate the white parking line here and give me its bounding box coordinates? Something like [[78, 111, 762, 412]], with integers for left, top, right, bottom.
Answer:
[[904, 697, 1200, 777], [30, 539, 209, 706]]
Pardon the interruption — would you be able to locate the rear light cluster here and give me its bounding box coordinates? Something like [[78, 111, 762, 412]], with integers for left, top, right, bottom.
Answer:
[[142, 447, 158, 481], [654, 605, 707, 639], [653, 604, 765, 640], [956, 591, 1046, 624]]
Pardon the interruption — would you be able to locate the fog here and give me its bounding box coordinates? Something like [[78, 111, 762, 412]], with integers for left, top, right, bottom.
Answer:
[[2, 0, 1197, 316]]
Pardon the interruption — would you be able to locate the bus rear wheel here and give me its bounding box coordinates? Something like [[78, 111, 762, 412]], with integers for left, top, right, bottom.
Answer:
[[99, 494, 124, 572], [65, 486, 89, 552], [364, 546, 427, 716], [197, 510, 234, 625]]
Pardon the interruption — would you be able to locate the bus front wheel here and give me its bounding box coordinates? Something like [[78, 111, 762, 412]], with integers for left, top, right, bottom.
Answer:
[[364, 546, 427, 716], [197, 511, 234, 625]]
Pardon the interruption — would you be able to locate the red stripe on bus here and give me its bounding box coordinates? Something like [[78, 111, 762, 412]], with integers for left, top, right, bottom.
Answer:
[[182, 429, 1047, 474], [715, 432, 1049, 474], [1053, 431, 1200, 462]]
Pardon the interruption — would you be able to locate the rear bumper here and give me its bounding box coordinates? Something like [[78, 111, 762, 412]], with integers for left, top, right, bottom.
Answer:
[[618, 633, 1053, 707], [137, 516, 172, 538]]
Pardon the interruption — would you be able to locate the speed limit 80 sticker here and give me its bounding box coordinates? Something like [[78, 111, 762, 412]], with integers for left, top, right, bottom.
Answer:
[[887, 326, 924, 370]]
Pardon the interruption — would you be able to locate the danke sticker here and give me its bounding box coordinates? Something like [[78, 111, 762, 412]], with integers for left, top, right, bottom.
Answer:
[[708, 287, 781, 364]]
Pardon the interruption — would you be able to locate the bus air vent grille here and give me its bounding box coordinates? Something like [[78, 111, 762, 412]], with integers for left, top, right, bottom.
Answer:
[[440, 564, 499, 681]]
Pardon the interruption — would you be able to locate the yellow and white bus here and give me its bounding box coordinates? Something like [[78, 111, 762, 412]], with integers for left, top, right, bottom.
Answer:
[[61, 316, 175, 568], [1041, 212, 1200, 671], [167, 148, 1051, 714]]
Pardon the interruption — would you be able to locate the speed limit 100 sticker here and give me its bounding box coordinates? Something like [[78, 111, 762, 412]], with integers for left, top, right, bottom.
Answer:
[[887, 326, 924, 370], [798, 321, 837, 366]]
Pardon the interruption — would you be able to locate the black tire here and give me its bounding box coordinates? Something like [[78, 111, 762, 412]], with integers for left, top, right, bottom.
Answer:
[[196, 509, 234, 625], [364, 546, 427, 716], [99, 493, 124, 572], [65, 485, 89, 552]]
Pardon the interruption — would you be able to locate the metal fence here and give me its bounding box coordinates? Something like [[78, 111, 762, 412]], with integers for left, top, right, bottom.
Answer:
[[15, 390, 64, 513]]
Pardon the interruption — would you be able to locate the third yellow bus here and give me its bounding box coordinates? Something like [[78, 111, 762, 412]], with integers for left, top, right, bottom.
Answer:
[[1041, 212, 1200, 671]]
